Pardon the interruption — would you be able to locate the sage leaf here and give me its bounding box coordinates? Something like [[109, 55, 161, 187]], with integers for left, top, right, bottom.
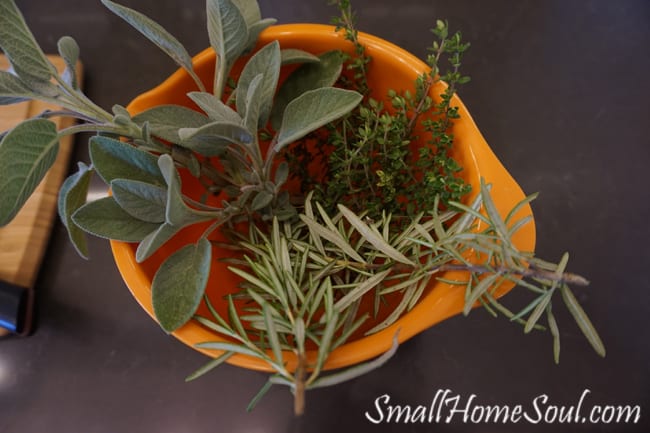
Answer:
[[207, 0, 248, 66], [111, 179, 167, 223], [0, 71, 37, 105], [152, 238, 212, 333], [271, 50, 344, 129], [207, 0, 248, 96], [0, 118, 58, 226], [111, 104, 132, 126], [89, 136, 165, 185], [132, 105, 210, 144], [135, 223, 180, 263], [244, 18, 277, 52], [57, 162, 93, 258], [57, 36, 79, 89], [243, 73, 264, 135], [71, 196, 159, 242], [179, 121, 253, 157], [0, 0, 55, 83], [236, 41, 281, 126], [231, 0, 262, 27], [101, 0, 205, 91], [274, 161, 289, 187], [275, 88, 362, 151], [187, 91, 241, 123], [158, 154, 214, 227], [251, 190, 273, 211], [280, 48, 320, 66], [338, 203, 414, 266], [560, 284, 606, 358]]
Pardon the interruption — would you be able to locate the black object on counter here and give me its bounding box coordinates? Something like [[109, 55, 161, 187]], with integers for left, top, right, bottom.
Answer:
[[0, 280, 33, 336]]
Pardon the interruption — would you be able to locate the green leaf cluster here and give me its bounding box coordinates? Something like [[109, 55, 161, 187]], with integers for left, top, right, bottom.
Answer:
[[286, 16, 472, 220]]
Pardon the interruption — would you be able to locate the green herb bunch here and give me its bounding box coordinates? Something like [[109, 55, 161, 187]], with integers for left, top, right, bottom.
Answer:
[[287, 0, 472, 219], [0, 0, 605, 416]]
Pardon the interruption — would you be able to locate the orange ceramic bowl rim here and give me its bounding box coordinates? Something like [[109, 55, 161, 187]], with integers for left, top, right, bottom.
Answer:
[[112, 24, 536, 372]]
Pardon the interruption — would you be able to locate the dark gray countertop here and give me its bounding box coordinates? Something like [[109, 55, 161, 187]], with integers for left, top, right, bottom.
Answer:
[[2, 1, 648, 432]]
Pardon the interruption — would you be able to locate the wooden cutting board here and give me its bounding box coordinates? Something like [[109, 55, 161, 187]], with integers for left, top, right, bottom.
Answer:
[[0, 55, 83, 336]]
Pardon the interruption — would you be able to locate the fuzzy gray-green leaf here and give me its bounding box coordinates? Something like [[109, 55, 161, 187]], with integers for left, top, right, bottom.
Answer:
[[135, 223, 180, 263], [244, 18, 276, 52], [132, 105, 210, 144], [207, 0, 249, 66], [236, 40, 281, 126], [0, 118, 58, 226], [179, 121, 253, 157], [275, 88, 362, 151], [57, 36, 79, 89], [89, 136, 165, 185], [0, 71, 39, 105], [71, 196, 159, 242], [101, 0, 205, 91], [251, 190, 273, 211], [111, 179, 167, 223], [271, 50, 344, 130], [243, 73, 264, 134], [187, 91, 241, 123], [58, 162, 93, 258], [0, 0, 55, 83], [158, 154, 214, 227], [152, 238, 212, 332], [231, 0, 262, 27], [280, 48, 320, 66]]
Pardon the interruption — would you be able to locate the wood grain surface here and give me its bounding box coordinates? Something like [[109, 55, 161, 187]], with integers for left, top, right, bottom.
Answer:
[[0, 56, 82, 335]]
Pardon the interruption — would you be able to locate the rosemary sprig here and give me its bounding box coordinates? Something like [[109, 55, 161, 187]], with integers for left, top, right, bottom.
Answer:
[[190, 183, 602, 414]]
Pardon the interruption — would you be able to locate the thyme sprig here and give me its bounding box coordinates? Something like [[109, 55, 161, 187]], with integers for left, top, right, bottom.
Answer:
[[290, 6, 471, 218]]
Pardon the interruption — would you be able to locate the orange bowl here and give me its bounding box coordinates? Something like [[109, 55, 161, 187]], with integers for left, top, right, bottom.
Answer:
[[112, 24, 536, 372]]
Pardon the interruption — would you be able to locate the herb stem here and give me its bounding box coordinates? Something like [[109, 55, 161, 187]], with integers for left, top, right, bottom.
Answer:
[[293, 351, 308, 416], [429, 263, 590, 286], [54, 74, 114, 123], [57, 123, 132, 137]]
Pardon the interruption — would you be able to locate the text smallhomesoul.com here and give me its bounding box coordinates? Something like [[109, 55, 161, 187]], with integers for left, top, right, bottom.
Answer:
[[365, 389, 642, 426]]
